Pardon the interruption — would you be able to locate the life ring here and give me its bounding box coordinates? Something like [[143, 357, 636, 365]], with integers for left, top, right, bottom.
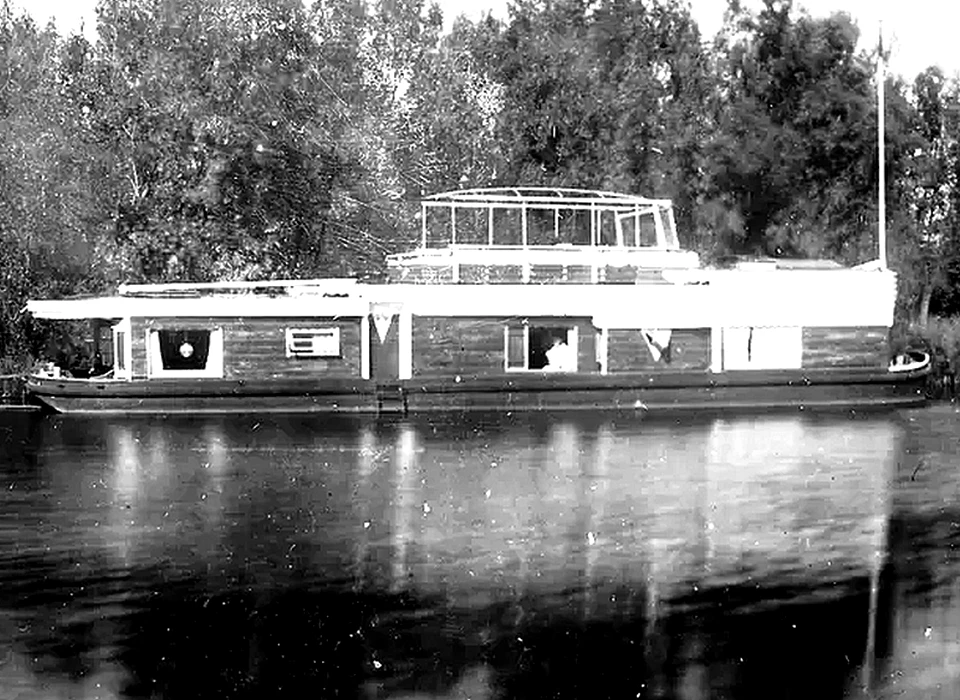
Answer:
[[888, 350, 930, 373]]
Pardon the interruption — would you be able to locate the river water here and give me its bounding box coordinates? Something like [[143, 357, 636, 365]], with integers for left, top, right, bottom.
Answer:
[[1, 405, 959, 699]]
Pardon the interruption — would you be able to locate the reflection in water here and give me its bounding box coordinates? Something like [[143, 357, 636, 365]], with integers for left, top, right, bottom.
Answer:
[[2, 408, 960, 697]]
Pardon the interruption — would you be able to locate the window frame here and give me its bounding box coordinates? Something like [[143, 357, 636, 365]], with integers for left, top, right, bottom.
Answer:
[[285, 327, 342, 359], [722, 325, 802, 370], [146, 327, 225, 379], [112, 319, 132, 380], [503, 322, 578, 373]]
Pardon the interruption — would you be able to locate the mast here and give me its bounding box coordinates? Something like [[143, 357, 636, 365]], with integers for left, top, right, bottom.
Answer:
[[877, 22, 887, 269]]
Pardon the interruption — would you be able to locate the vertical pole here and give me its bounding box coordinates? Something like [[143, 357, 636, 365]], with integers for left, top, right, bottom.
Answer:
[[599, 328, 608, 375], [521, 204, 528, 247], [877, 22, 887, 269], [361, 313, 371, 379], [398, 310, 412, 380], [590, 203, 597, 246], [421, 203, 427, 249], [710, 327, 722, 372], [450, 204, 457, 246]]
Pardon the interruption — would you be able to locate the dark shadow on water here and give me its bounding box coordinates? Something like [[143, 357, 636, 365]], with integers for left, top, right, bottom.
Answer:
[[0, 564, 889, 699]]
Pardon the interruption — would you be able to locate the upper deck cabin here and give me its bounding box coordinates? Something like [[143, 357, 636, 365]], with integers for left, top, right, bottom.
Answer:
[[386, 188, 701, 284]]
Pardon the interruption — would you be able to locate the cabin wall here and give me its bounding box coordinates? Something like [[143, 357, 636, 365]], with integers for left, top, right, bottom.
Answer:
[[411, 316, 599, 376], [801, 327, 889, 369], [607, 329, 711, 373], [130, 316, 362, 379]]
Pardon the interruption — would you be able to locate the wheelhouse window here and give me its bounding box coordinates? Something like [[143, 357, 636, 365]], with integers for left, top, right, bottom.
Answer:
[[148, 328, 224, 378], [505, 323, 578, 372], [285, 327, 341, 358]]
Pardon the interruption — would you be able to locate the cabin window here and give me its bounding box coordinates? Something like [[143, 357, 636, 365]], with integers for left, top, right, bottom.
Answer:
[[722, 326, 801, 370], [285, 327, 341, 358], [147, 328, 224, 378], [504, 323, 578, 372]]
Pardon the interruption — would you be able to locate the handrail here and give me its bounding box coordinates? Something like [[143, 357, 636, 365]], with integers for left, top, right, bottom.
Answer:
[[423, 187, 672, 207], [119, 278, 358, 296]]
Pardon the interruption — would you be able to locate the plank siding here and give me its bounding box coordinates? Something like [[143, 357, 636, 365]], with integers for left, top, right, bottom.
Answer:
[[412, 316, 600, 376], [130, 316, 361, 379], [802, 327, 889, 369], [607, 329, 711, 372]]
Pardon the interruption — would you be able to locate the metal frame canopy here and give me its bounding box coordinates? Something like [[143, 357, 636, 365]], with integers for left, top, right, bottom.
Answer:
[[422, 187, 671, 207], [419, 187, 679, 249]]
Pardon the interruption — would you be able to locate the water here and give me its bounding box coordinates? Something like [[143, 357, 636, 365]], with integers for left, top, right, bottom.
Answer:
[[1, 405, 959, 699]]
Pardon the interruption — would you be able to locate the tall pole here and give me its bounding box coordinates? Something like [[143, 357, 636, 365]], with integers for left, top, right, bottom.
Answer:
[[877, 22, 887, 269]]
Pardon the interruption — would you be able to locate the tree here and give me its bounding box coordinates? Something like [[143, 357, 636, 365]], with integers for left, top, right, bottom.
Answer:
[[706, 0, 879, 259]]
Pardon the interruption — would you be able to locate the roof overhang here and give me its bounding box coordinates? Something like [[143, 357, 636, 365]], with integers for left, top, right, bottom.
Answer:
[[26, 294, 369, 320]]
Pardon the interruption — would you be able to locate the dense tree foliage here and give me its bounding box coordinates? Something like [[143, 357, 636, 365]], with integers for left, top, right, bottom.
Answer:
[[1, 0, 959, 366]]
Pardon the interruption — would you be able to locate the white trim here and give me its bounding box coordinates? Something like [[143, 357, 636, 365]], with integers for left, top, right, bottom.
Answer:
[[111, 319, 132, 380], [147, 327, 225, 379], [398, 311, 412, 380], [361, 314, 371, 379], [598, 328, 608, 375], [562, 326, 579, 372], [27, 295, 367, 320], [710, 326, 722, 373]]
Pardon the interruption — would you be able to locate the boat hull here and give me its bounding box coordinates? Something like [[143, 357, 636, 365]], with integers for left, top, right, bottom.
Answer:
[[27, 365, 929, 415]]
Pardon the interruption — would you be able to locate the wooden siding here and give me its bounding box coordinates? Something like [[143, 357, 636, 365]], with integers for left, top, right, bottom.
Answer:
[[130, 317, 361, 380], [412, 316, 600, 376], [802, 327, 889, 369], [607, 329, 711, 373]]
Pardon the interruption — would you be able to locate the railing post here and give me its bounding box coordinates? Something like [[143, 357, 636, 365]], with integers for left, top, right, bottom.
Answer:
[[421, 203, 427, 248], [450, 204, 457, 246], [521, 204, 528, 247]]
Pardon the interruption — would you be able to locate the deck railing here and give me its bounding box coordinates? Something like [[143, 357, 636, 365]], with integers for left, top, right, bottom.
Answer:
[[387, 244, 701, 284]]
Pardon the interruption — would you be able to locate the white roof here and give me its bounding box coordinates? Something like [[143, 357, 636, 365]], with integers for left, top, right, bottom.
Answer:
[[26, 293, 368, 320]]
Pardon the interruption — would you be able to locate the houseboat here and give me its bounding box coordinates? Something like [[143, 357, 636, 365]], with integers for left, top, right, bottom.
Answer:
[[25, 188, 929, 415]]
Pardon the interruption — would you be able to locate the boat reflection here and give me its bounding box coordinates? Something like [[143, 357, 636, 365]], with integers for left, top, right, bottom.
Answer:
[[374, 414, 899, 604], [6, 410, 929, 698]]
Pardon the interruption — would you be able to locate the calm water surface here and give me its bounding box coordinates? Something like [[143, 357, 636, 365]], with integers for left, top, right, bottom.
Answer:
[[1, 406, 960, 699]]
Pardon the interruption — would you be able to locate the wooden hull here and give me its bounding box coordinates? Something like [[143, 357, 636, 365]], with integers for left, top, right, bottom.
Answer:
[[27, 364, 929, 415]]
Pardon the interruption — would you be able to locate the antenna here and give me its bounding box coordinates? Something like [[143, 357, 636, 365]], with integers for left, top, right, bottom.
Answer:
[[877, 21, 887, 269]]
